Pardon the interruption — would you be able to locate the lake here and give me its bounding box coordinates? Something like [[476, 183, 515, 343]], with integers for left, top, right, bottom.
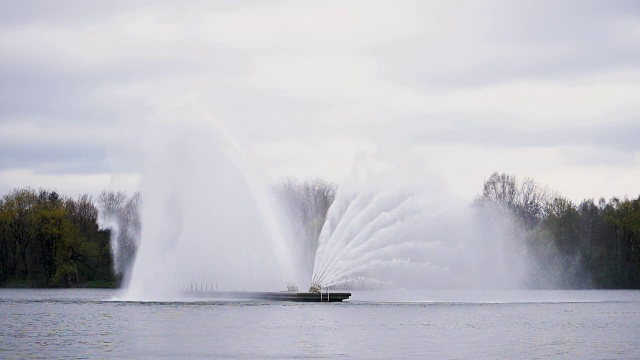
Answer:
[[1, 289, 639, 359]]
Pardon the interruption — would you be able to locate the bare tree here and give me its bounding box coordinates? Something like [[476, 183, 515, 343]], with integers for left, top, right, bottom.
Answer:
[[97, 191, 141, 277], [478, 172, 552, 229], [276, 177, 337, 273]]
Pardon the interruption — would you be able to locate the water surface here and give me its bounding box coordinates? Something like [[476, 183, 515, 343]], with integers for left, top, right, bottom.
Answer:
[[1, 289, 639, 359]]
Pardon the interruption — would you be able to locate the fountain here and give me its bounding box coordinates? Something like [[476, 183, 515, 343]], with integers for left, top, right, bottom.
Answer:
[[311, 154, 529, 291], [107, 102, 527, 302], [121, 101, 303, 300]]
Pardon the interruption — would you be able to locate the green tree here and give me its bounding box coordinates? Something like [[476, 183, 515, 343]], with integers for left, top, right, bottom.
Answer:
[[0, 188, 115, 287]]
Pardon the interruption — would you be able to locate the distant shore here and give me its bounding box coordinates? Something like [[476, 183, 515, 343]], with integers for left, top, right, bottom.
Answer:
[[2, 280, 120, 289]]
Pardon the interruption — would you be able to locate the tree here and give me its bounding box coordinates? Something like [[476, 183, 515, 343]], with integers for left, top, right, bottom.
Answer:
[[276, 178, 337, 273], [97, 191, 141, 277], [477, 172, 551, 229], [543, 196, 583, 287], [0, 188, 115, 287]]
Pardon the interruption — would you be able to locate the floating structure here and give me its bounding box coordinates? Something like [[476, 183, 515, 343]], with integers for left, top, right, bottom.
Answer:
[[184, 282, 350, 302]]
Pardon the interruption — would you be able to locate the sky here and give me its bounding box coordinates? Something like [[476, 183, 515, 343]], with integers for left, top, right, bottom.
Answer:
[[1, 0, 639, 203]]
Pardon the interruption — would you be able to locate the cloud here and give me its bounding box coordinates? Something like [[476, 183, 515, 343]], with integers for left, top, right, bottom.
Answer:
[[0, 169, 138, 199], [379, 0, 640, 88], [0, 0, 639, 201]]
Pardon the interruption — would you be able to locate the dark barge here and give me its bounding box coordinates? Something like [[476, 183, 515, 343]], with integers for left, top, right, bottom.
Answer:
[[184, 290, 351, 302]]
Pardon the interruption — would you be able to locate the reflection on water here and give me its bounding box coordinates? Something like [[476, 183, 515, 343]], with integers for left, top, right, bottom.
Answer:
[[1, 289, 640, 359]]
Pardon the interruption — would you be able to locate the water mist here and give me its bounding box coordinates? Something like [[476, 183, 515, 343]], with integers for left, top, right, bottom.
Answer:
[[102, 103, 534, 299], [118, 102, 299, 300], [312, 154, 531, 290]]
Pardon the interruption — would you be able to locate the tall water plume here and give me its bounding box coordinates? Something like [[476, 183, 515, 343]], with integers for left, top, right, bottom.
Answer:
[[122, 101, 299, 300], [312, 154, 530, 290]]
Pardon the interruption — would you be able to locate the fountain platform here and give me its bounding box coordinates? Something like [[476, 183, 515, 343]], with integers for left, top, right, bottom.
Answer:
[[184, 290, 351, 302]]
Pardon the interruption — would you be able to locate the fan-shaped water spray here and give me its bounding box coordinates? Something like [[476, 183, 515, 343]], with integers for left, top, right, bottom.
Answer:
[[311, 156, 529, 290]]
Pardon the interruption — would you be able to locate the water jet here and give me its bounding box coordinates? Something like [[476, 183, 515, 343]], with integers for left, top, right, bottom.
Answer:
[[110, 103, 527, 302], [121, 102, 304, 301]]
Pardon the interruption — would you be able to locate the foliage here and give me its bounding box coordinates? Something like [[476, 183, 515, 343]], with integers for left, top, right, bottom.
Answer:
[[97, 191, 141, 276], [477, 173, 640, 289], [1, 173, 638, 289], [0, 188, 115, 287]]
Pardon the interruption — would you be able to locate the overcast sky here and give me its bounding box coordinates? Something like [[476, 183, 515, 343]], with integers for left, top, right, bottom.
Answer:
[[1, 0, 639, 202]]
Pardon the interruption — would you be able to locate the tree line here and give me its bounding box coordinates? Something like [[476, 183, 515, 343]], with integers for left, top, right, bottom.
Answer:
[[0, 188, 115, 287], [1, 174, 638, 288], [476, 172, 640, 289]]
